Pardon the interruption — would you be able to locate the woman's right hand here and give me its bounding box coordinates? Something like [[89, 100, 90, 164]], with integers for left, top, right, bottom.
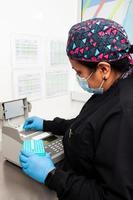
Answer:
[[23, 116, 44, 131]]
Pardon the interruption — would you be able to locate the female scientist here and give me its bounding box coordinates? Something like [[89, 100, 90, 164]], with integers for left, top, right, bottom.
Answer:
[[20, 18, 133, 200]]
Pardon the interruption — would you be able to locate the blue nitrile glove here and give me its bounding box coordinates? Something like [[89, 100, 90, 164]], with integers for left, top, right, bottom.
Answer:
[[19, 150, 55, 184], [23, 116, 43, 131]]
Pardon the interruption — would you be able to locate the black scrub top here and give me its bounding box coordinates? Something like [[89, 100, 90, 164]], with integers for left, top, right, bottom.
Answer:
[[44, 74, 133, 200]]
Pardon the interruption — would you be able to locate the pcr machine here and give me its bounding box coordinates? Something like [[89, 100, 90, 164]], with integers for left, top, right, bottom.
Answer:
[[0, 98, 64, 166]]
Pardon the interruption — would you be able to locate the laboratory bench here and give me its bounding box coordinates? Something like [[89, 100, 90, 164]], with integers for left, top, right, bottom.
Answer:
[[0, 141, 58, 200]]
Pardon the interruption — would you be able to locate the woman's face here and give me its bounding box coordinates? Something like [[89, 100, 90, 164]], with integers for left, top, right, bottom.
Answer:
[[69, 58, 106, 89]]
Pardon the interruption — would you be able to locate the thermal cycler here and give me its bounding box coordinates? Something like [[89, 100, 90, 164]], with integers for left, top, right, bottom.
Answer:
[[0, 98, 64, 166]]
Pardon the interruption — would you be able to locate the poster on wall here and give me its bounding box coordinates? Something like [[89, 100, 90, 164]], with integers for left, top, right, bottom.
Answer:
[[11, 34, 43, 69], [50, 40, 68, 65], [11, 34, 44, 101], [13, 70, 44, 101], [44, 39, 69, 98], [45, 71, 68, 97], [81, 0, 131, 25]]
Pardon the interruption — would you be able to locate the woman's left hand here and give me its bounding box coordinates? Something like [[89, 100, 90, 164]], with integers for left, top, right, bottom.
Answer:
[[19, 150, 55, 183]]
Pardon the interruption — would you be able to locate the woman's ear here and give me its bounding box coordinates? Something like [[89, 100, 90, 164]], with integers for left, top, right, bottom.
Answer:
[[97, 62, 111, 80]]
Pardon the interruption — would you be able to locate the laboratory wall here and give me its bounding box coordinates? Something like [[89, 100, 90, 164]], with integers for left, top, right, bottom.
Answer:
[[0, 0, 84, 121]]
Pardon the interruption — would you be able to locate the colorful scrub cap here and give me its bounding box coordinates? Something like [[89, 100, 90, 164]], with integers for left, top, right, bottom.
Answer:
[[66, 18, 132, 63]]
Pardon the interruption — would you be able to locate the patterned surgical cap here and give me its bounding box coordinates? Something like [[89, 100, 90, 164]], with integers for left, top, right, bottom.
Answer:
[[66, 18, 131, 63]]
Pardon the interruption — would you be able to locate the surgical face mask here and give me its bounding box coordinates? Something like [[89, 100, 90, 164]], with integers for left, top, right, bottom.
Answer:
[[76, 72, 104, 94]]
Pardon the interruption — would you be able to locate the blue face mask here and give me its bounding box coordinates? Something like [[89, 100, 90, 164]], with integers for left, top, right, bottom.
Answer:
[[76, 72, 104, 94]]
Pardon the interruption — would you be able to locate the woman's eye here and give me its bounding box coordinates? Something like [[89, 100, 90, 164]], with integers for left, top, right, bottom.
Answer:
[[77, 71, 81, 76]]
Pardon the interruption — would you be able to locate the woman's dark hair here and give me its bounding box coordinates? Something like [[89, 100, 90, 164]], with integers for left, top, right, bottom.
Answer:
[[78, 57, 132, 73]]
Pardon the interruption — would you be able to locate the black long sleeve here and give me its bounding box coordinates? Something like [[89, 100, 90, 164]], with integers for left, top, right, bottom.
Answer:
[[45, 169, 102, 200], [44, 76, 133, 200], [45, 106, 133, 200], [44, 117, 76, 136]]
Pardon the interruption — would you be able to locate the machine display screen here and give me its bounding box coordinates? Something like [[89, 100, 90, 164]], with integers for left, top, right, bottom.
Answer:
[[3, 100, 24, 119], [44, 135, 57, 145]]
